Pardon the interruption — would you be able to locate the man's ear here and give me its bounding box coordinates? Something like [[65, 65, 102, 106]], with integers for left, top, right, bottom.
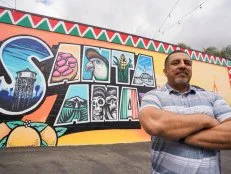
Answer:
[[163, 69, 167, 77]]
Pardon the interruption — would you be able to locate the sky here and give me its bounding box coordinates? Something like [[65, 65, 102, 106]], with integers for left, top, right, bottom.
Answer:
[[0, 0, 230, 51]]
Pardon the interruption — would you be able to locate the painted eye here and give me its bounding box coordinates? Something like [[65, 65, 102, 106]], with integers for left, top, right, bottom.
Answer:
[[96, 60, 101, 64], [97, 98, 105, 106], [98, 99, 104, 105]]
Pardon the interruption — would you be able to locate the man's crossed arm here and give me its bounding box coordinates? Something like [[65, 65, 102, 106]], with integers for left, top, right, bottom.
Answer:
[[185, 118, 231, 150], [139, 106, 231, 150]]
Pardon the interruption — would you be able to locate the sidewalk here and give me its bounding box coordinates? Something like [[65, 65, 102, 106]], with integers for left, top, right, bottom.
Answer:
[[0, 142, 231, 174]]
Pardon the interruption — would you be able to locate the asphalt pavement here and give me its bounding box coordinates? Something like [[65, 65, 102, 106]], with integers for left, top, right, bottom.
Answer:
[[0, 142, 231, 174]]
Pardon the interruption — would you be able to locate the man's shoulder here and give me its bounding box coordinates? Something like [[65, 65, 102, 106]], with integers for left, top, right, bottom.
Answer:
[[191, 85, 216, 98], [191, 85, 212, 93], [142, 87, 168, 102], [191, 85, 206, 91], [145, 86, 167, 95]]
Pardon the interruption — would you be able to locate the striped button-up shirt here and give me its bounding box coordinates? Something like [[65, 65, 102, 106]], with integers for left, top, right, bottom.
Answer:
[[140, 84, 231, 174]]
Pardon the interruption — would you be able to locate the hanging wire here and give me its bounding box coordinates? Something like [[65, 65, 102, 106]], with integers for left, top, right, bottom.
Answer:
[[159, 0, 180, 31], [153, 0, 181, 38], [0, 0, 14, 8], [156, 0, 209, 39]]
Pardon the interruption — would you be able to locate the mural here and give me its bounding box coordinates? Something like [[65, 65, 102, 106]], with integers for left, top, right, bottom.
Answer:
[[82, 46, 110, 82], [0, 7, 230, 147], [49, 44, 81, 86], [112, 50, 134, 84], [0, 121, 66, 147], [120, 87, 139, 121], [132, 55, 155, 87], [0, 36, 53, 115], [54, 84, 89, 126], [91, 85, 118, 121]]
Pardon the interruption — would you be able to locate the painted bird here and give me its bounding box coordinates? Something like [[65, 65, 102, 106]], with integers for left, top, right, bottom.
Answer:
[[85, 48, 109, 81]]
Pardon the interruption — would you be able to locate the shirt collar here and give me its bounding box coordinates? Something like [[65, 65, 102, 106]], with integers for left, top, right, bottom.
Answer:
[[164, 83, 196, 95]]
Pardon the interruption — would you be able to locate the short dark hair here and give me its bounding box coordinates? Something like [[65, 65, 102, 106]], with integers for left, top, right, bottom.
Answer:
[[164, 50, 190, 68]]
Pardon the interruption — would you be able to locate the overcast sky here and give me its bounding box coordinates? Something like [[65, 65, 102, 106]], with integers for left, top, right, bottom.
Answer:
[[0, 0, 230, 51]]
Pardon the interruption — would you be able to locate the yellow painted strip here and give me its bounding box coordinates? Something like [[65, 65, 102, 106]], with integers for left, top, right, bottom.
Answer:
[[58, 129, 150, 146]]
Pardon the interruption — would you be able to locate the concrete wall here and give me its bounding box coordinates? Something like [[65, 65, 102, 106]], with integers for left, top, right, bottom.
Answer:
[[0, 6, 231, 148]]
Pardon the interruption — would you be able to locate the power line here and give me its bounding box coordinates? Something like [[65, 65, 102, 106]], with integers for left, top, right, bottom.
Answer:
[[0, 0, 14, 8], [179, 0, 208, 22], [153, 0, 180, 37], [156, 0, 209, 39], [159, 0, 180, 31]]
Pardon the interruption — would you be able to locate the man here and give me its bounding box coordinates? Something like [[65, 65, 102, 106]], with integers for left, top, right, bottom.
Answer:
[[139, 50, 231, 174]]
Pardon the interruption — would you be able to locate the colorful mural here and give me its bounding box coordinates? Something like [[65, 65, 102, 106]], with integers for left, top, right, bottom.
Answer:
[[0, 36, 53, 115], [49, 44, 81, 86], [54, 84, 89, 126], [0, 6, 231, 148]]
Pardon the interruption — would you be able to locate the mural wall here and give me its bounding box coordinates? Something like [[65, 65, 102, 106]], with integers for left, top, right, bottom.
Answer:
[[0, 6, 231, 148]]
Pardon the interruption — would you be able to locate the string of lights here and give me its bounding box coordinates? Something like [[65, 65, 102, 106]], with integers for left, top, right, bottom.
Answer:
[[155, 0, 209, 39]]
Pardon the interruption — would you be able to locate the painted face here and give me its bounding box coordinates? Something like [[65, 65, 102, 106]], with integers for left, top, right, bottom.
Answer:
[[164, 52, 192, 88], [92, 96, 105, 119], [106, 95, 117, 118], [86, 58, 108, 80]]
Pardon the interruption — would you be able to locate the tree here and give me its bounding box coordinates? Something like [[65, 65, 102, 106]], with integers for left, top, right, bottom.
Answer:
[[176, 43, 231, 59], [203, 47, 221, 57], [221, 45, 231, 59], [10, 88, 13, 96], [177, 42, 191, 49], [35, 85, 40, 97]]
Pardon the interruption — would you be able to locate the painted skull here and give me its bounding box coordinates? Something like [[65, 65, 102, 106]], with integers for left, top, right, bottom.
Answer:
[[92, 96, 105, 120]]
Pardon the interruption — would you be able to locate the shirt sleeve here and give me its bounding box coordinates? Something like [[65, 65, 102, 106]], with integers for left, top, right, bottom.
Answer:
[[213, 94, 231, 122], [139, 90, 162, 111]]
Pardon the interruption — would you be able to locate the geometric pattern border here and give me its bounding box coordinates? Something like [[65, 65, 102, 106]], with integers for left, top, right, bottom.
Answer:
[[228, 67, 231, 86], [0, 6, 231, 68]]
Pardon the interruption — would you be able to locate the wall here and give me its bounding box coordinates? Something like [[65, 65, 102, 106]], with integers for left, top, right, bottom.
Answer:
[[0, 7, 231, 148]]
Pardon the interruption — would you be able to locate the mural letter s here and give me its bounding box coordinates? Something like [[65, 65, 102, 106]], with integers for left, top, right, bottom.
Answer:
[[0, 36, 53, 115]]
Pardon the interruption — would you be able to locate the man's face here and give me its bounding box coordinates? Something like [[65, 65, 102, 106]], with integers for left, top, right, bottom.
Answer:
[[164, 52, 192, 87]]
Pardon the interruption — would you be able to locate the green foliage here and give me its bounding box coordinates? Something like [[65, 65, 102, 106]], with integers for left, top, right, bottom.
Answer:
[[0, 137, 7, 148], [203, 45, 231, 59], [177, 42, 231, 59], [177, 42, 191, 49], [221, 45, 231, 59], [30, 123, 48, 132], [55, 127, 67, 137], [203, 47, 221, 57], [6, 121, 24, 129], [41, 140, 48, 147], [113, 56, 132, 82], [5, 121, 67, 138]]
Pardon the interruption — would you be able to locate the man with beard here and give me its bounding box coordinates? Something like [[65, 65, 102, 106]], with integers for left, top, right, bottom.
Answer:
[[105, 88, 117, 120], [139, 50, 231, 174]]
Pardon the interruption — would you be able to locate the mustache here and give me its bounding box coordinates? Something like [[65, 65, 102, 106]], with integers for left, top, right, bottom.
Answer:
[[176, 71, 188, 75]]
